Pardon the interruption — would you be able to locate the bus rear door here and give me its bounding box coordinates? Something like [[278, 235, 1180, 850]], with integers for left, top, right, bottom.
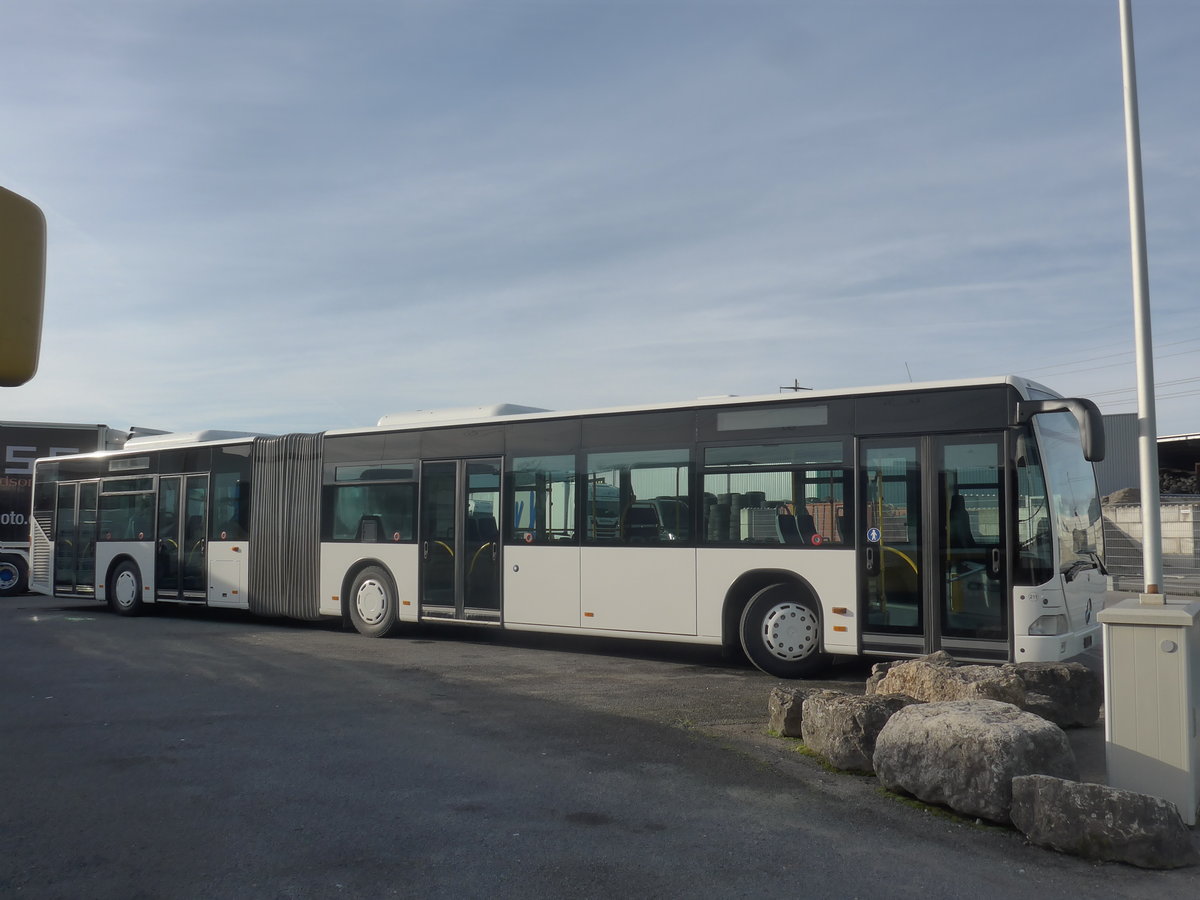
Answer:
[[53, 481, 98, 596]]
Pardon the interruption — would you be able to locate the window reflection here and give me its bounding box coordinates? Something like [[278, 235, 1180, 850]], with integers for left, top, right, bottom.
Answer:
[[586, 449, 691, 544]]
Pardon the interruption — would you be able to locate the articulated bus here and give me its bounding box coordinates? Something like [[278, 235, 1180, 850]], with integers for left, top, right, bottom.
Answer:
[[29, 376, 1108, 677]]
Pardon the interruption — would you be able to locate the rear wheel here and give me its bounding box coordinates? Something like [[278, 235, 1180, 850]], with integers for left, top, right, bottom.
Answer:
[[348, 566, 398, 637], [109, 560, 144, 616], [739, 583, 828, 678]]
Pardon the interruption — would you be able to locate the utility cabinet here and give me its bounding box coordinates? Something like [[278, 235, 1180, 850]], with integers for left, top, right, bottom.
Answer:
[[1099, 598, 1200, 826]]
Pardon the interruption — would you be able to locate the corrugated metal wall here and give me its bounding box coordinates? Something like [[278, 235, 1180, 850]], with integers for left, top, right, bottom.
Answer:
[[248, 433, 322, 619], [1095, 413, 1139, 497]]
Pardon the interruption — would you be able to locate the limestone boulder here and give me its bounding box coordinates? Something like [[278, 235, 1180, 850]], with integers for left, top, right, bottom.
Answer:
[[864, 659, 898, 695], [801, 691, 919, 773], [1002, 661, 1101, 728], [768, 686, 826, 738], [866, 652, 1025, 706], [1011, 774, 1199, 869], [873, 700, 1078, 824]]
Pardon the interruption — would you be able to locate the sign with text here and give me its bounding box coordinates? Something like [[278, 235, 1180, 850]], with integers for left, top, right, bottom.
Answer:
[[0, 426, 94, 543]]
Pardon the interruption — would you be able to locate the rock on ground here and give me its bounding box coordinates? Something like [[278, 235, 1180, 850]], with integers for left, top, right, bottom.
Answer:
[[866, 652, 1026, 706], [866, 652, 1101, 729], [1002, 661, 1101, 728], [873, 700, 1078, 824], [1011, 774, 1199, 869], [801, 691, 918, 773], [768, 686, 827, 738]]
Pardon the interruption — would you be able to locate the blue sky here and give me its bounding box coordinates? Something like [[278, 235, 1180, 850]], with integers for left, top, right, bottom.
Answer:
[[2, 1, 1198, 436]]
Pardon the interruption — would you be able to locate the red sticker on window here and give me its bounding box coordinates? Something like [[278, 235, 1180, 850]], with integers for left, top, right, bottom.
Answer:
[[811, 534, 823, 546]]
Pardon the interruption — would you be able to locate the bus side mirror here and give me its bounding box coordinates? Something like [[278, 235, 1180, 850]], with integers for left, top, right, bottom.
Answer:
[[0, 187, 47, 387], [1016, 398, 1106, 463]]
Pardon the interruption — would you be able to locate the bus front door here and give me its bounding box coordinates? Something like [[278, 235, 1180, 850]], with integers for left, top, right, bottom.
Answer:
[[53, 481, 98, 596], [155, 474, 209, 603], [419, 458, 502, 623], [859, 435, 1009, 661]]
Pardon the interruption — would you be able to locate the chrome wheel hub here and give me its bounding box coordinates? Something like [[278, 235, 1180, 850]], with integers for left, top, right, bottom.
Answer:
[[761, 602, 818, 661]]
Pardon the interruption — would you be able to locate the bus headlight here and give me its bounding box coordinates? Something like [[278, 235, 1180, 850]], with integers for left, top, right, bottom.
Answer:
[[1029, 614, 1069, 636]]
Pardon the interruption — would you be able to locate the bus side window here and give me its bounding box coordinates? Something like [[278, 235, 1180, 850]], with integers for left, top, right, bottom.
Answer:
[[505, 455, 577, 545], [585, 449, 691, 545], [701, 442, 850, 547]]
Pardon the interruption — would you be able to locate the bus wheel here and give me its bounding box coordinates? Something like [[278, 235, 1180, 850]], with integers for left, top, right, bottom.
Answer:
[[739, 583, 827, 678], [348, 566, 398, 638], [0, 554, 28, 596], [109, 561, 144, 617]]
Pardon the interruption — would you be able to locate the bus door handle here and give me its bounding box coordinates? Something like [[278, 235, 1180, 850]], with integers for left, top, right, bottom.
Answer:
[[422, 541, 429, 561], [865, 546, 877, 575], [991, 547, 1002, 577]]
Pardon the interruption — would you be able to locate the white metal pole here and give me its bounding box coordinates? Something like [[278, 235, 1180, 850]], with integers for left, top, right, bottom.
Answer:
[[1118, 0, 1163, 600]]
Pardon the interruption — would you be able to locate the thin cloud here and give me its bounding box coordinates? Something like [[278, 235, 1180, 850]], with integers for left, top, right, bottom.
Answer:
[[1, 1, 1197, 434]]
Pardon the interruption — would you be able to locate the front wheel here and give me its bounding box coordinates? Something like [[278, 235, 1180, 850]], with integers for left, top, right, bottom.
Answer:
[[0, 554, 28, 596], [109, 561, 144, 616], [348, 566, 399, 637], [739, 583, 828, 678]]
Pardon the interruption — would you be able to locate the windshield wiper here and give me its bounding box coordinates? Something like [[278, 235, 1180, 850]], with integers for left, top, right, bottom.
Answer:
[[1062, 553, 1105, 583], [1086, 549, 1108, 576]]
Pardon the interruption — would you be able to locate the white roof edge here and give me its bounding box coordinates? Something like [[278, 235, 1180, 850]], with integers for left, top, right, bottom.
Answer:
[[376, 404, 551, 428], [123, 429, 269, 450], [0, 420, 109, 429]]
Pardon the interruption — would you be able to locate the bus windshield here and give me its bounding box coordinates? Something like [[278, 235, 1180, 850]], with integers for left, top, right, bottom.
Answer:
[[1016, 412, 1104, 585]]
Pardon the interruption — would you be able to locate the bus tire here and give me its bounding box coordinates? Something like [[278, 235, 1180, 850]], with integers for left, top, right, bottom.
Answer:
[[0, 554, 28, 596], [109, 560, 144, 617], [348, 566, 398, 638], [739, 583, 828, 678]]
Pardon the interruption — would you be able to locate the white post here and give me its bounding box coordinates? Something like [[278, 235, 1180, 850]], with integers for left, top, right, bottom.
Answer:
[[1101, 1, 1200, 827], [1118, 0, 1163, 602]]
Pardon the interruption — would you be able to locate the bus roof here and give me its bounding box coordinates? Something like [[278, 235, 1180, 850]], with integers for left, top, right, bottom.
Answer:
[[327, 374, 1057, 438], [36, 375, 1062, 459]]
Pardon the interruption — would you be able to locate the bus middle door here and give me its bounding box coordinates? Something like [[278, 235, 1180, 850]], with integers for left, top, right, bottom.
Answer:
[[419, 459, 502, 623], [155, 474, 209, 603]]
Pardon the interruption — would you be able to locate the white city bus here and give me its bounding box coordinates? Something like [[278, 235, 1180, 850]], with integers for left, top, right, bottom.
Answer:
[[29, 376, 1108, 677]]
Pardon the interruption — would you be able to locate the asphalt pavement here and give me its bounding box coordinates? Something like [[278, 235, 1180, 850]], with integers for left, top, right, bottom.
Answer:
[[1, 593, 1195, 898]]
